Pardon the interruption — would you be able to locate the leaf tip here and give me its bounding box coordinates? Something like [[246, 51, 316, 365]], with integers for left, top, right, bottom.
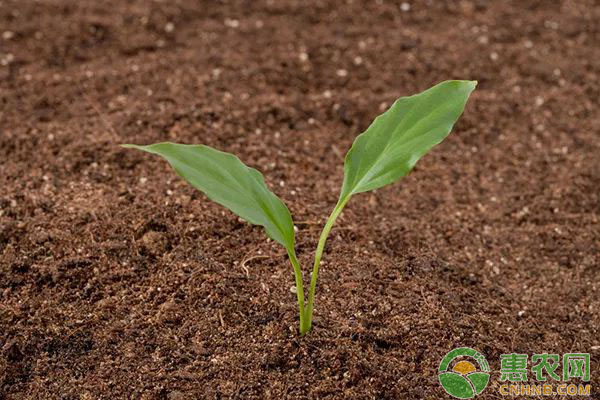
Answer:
[[456, 79, 477, 96]]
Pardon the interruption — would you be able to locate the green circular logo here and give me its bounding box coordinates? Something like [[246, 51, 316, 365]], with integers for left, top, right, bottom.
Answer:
[[439, 347, 490, 399]]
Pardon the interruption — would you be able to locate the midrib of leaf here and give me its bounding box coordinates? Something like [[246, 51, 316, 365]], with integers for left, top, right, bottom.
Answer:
[[212, 163, 291, 248], [356, 125, 447, 187], [173, 155, 247, 205], [388, 98, 457, 149], [171, 146, 291, 246], [357, 101, 460, 188], [193, 147, 252, 192], [251, 178, 294, 250], [346, 88, 441, 197]]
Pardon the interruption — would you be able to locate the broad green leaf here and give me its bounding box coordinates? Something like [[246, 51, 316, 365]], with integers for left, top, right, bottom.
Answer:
[[339, 80, 476, 202], [123, 142, 295, 252]]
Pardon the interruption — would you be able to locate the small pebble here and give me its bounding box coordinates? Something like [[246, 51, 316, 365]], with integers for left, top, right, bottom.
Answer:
[[224, 18, 239, 28], [1, 53, 14, 66], [535, 96, 544, 107], [400, 2, 411, 11]]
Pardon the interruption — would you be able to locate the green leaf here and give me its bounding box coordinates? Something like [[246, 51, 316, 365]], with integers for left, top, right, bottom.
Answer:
[[122, 142, 295, 252], [339, 80, 476, 202]]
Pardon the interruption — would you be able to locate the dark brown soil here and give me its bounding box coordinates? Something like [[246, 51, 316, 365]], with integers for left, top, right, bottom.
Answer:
[[1, 1, 599, 399]]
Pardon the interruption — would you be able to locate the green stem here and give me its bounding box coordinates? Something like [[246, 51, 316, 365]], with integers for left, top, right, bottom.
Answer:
[[302, 196, 350, 335], [287, 249, 306, 333]]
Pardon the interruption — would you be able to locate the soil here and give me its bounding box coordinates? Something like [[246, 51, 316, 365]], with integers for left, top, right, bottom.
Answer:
[[1, 0, 599, 399]]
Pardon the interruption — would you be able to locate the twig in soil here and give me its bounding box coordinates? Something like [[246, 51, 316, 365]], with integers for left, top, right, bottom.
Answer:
[[240, 264, 250, 278], [241, 254, 269, 269], [218, 310, 225, 328], [330, 144, 343, 160]]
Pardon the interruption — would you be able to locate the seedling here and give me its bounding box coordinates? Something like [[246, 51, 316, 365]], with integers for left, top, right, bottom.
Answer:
[[123, 80, 476, 335]]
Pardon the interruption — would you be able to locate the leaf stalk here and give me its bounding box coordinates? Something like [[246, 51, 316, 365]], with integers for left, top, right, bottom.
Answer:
[[287, 250, 306, 333], [299, 196, 350, 335]]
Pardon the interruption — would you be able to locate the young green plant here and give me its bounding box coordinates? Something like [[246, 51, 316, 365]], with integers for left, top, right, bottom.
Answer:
[[123, 80, 476, 335]]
